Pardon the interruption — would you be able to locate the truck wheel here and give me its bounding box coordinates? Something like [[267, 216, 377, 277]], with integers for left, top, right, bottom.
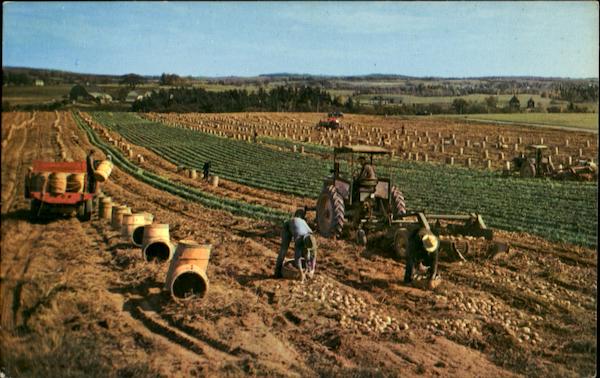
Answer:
[[316, 185, 345, 238], [390, 186, 407, 219], [30, 199, 41, 220], [77, 199, 93, 221]]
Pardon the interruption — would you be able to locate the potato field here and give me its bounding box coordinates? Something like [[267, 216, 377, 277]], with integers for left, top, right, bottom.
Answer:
[[89, 112, 597, 248]]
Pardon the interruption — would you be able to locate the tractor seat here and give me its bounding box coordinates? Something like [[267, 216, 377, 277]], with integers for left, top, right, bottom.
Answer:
[[357, 178, 378, 195]]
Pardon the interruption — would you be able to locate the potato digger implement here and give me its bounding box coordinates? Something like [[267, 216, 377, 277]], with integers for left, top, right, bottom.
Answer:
[[312, 144, 509, 260]]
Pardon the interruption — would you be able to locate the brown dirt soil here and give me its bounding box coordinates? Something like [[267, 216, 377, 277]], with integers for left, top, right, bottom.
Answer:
[[1, 111, 596, 377]]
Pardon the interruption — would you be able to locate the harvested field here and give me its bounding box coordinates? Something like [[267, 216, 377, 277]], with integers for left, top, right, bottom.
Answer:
[[1, 111, 596, 377], [145, 112, 598, 170], [87, 112, 597, 247]]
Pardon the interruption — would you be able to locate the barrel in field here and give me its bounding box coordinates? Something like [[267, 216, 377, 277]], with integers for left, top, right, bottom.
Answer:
[[94, 160, 113, 182], [29, 172, 49, 192], [66, 173, 85, 193], [111, 205, 131, 230], [165, 240, 211, 300], [121, 212, 154, 244], [48, 172, 68, 194], [99, 197, 112, 220], [142, 224, 174, 262]]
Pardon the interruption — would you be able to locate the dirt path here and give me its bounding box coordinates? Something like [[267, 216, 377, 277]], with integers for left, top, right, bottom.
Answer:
[[1, 111, 596, 377]]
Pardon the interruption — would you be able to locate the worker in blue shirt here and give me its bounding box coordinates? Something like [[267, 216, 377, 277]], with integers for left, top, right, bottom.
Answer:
[[275, 208, 318, 282]]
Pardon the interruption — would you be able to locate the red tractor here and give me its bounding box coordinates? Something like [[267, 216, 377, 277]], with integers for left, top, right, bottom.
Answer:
[[316, 112, 344, 130], [25, 160, 96, 221]]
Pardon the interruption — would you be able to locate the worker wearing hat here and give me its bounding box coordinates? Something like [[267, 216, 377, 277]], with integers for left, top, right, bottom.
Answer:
[[275, 208, 318, 282], [403, 227, 441, 289]]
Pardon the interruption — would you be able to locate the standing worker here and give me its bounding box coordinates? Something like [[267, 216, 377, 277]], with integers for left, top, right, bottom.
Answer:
[[253, 129, 258, 143], [203, 161, 211, 181], [403, 227, 441, 290], [275, 209, 318, 282], [86, 149, 97, 194]]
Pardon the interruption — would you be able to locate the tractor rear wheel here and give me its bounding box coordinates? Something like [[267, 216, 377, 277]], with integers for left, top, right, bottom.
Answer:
[[520, 163, 536, 178], [390, 186, 406, 219], [316, 185, 345, 238]]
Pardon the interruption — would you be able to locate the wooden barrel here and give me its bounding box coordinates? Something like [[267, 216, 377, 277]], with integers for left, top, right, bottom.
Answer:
[[111, 205, 131, 230], [94, 160, 113, 182], [210, 175, 219, 187], [66, 173, 85, 193], [142, 224, 173, 262], [30, 172, 48, 192], [48, 172, 68, 194], [165, 241, 211, 300], [120, 213, 151, 241], [99, 197, 112, 220], [131, 212, 154, 247]]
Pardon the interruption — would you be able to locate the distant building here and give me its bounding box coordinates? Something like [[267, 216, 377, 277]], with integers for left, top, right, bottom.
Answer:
[[69, 84, 112, 104], [508, 95, 520, 111], [34, 79, 44, 87], [527, 97, 535, 109]]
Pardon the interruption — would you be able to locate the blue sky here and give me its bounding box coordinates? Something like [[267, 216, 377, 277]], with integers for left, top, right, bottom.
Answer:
[[2, 1, 598, 78]]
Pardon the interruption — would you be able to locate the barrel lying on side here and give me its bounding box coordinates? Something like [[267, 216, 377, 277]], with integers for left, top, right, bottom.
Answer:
[[121, 212, 154, 245], [141, 224, 174, 262], [165, 240, 211, 300]]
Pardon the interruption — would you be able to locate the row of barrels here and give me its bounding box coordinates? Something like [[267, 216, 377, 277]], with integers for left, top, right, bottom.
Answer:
[[29, 172, 86, 194], [97, 195, 211, 301]]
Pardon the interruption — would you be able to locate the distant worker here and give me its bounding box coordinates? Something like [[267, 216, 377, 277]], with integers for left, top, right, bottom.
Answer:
[[253, 130, 258, 143], [357, 156, 377, 183], [403, 227, 441, 290], [380, 135, 386, 146], [275, 209, 318, 282], [86, 149, 97, 193], [203, 161, 211, 181], [401, 125, 405, 134]]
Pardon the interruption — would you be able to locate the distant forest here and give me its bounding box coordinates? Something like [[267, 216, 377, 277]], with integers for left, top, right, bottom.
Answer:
[[131, 84, 598, 115], [3, 67, 598, 114]]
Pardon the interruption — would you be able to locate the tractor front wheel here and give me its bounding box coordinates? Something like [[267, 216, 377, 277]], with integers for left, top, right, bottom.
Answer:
[[316, 185, 345, 238], [390, 186, 407, 219]]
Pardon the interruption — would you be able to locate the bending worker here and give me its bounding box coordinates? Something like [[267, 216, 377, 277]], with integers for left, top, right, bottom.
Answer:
[[275, 209, 317, 282], [403, 227, 441, 290]]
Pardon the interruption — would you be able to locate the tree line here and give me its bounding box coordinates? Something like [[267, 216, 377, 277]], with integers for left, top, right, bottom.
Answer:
[[131, 86, 348, 113]]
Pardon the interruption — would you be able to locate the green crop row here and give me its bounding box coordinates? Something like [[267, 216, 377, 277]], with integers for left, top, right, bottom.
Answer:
[[74, 112, 289, 224], [90, 112, 597, 248]]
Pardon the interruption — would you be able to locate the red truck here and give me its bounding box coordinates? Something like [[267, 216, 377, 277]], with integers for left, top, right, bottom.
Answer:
[[25, 160, 95, 221]]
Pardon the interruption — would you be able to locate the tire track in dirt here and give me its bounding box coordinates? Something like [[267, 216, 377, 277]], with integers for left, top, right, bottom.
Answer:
[[1, 112, 37, 214], [0, 112, 59, 332]]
